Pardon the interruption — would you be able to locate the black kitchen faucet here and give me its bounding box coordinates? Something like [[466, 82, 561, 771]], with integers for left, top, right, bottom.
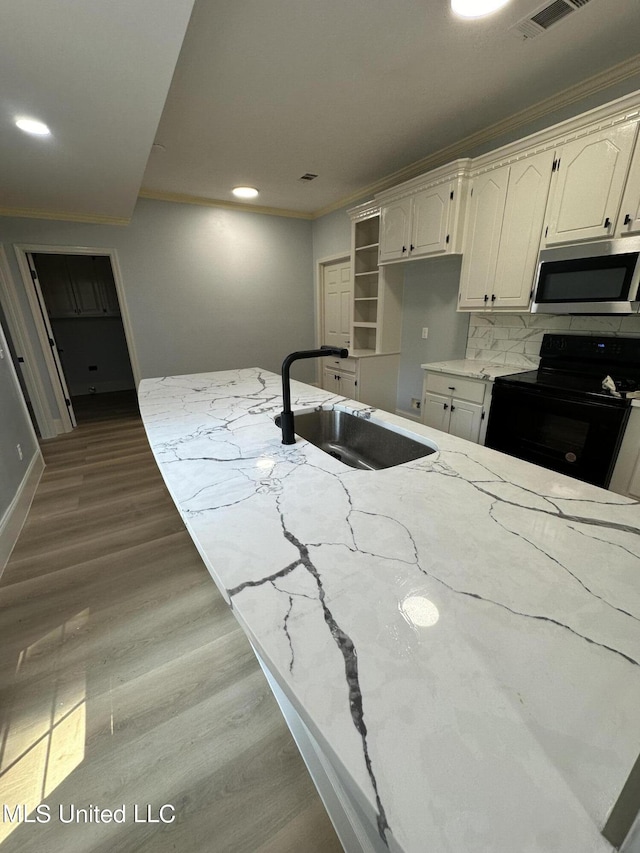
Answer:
[[278, 346, 349, 444]]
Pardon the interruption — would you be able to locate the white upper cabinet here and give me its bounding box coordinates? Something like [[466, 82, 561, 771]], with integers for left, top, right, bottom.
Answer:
[[459, 148, 554, 312], [376, 161, 470, 264], [411, 185, 454, 256], [379, 197, 412, 263], [543, 123, 638, 245], [617, 131, 640, 237], [458, 166, 509, 310], [492, 150, 555, 309]]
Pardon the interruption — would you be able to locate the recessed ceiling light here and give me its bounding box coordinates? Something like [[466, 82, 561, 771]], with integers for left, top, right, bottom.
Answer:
[[451, 0, 511, 18], [232, 186, 259, 199], [15, 117, 51, 136]]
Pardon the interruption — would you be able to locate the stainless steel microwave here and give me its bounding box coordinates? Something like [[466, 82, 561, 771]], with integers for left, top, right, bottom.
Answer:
[[531, 237, 640, 314]]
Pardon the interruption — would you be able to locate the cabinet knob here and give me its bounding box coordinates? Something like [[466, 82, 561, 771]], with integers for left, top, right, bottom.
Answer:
[[624, 213, 632, 225], [604, 217, 611, 228]]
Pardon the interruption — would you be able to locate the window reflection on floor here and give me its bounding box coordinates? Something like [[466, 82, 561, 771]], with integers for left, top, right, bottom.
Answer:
[[0, 610, 88, 842]]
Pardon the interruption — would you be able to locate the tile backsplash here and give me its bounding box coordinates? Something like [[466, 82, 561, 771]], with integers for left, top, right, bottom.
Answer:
[[466, 313, 640, 369]]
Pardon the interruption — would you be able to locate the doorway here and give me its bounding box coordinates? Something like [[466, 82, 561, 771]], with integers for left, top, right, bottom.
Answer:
[[29, 252, 135, 426], [8, 245, 140, 437]]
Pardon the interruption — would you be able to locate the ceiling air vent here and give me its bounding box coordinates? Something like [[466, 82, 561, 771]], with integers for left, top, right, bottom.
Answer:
[[299, 173, 318, 181], [511, 0, 593, 39]]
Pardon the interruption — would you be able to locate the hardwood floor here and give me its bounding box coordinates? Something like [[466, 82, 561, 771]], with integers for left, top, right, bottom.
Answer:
[[0, 392, 342, 852]]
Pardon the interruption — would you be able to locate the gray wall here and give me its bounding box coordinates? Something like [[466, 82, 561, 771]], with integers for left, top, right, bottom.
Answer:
[[397, 257, 469, 414], [0, 315, 38, 523], [0, 198, 316, 399]]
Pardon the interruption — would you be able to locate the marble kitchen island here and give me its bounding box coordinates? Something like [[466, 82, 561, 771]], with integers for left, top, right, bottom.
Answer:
[[138, 367, 640, 853]]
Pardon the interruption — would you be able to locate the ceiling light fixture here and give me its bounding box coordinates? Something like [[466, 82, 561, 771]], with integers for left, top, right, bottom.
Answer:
[[15, 117, 51, 136], [232, 186, 259, 199], [451, 0, 511, 18]]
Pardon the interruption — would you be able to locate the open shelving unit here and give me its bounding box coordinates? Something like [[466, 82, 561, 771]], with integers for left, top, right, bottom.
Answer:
[[349, 203, 403, 356]]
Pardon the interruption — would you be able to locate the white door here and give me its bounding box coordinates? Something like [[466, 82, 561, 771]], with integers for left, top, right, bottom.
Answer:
[[544, 124, 637, 245], [410, 184, 451, 257], [458, 166, 510, 310], [27, 254, 77, 428], [493, 149, 554, 310], [379, 197, 412, 263], [322, 260, 352, 350]]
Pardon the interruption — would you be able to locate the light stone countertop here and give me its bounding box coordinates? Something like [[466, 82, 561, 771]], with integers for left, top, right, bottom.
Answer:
[[421, 358, 532, 381], [138, 368, 640, 853]]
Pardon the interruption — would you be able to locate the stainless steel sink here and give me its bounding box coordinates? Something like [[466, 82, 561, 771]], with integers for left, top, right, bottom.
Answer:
[[291, 409, 437, 470]]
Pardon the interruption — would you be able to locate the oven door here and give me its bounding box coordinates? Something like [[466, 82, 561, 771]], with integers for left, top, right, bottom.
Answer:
[[485, 383, 629, 488]]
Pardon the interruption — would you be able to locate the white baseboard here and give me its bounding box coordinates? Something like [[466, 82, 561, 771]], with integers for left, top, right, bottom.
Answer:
[[0, 450, 44, 577], [395, 407, 422, 422]]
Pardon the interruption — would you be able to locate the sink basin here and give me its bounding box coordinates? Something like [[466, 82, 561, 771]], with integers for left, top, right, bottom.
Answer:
[[290, 409, 437, 470]]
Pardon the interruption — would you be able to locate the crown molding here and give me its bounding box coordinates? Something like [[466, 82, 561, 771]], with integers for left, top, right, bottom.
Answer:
[[0, 207, 130, 226], [138, 189, 314, 220], [313, 54, 640, 219]]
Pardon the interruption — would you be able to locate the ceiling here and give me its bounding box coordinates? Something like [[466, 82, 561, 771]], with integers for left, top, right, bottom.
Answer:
[[3, 0, 640, 224]]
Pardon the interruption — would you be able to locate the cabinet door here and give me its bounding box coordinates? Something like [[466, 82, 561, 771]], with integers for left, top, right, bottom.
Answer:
[[410, 184, 450, 257], [493, 149, 554, 310], [617, 133, 640, 236], [379, 197, 412, 263], [422, 392, 451, 433], [94, 256, 120, 316], [67, 256, 104, 316], [458, 166, 509, 310], [338, 372, 358, 401], [322, 367, 340, 395], [449, 399, 483, 443], [544, 124, 637, 245]]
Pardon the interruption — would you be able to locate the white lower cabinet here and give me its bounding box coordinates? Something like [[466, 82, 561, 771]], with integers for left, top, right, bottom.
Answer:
[[323, 354, 400, 413], [609, 407, 640, 498], [422, 371, 491, 445]]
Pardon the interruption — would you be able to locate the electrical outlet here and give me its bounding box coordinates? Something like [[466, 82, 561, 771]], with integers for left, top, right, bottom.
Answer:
[[16, 444, 23, 461], [411, 397, 421, 411], [421, 327, 429, 339]]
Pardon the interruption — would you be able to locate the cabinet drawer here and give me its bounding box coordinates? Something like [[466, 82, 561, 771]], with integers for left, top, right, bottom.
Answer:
[[424, 372, 486, 404], [324, 356, 357, 374]]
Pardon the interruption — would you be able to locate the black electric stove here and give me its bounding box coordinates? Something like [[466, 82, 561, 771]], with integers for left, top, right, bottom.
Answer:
[[485, 334, 640, 487]]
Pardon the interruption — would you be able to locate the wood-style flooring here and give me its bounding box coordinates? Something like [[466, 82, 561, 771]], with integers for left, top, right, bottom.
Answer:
[[0, 391, 342, 853]]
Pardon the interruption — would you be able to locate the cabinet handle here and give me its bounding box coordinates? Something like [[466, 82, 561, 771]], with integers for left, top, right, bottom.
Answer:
[[410, 244, 415, 251], [402, 246, 407, 253], [624, 213, 632, 225], [443, 403, 449, 410], [450, 405, 456, 412], [604, 217, 611, 228], [483, 294, 488, 303], [448, 386, 455, 391], [491, 294, 496, 302]]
